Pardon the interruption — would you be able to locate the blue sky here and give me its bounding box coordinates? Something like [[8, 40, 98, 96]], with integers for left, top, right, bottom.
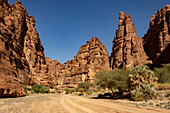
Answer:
[[9, 0, 170, 63]]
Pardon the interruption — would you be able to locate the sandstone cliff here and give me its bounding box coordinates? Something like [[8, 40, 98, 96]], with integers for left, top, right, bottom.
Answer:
[[1, 0, 170, 97], [110, 11, 149, 69], [155, 43, 170, 66], [143, 5, 170, 65], [45, 57, 64, 86], [0, 0, 53, 97], [57, 37, 110, 88]]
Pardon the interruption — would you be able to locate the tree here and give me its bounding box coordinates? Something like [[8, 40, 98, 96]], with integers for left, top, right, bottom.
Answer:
[[110, 69, 130, 94], [77, 81, 94, 92], [154, 63, 170, 83], [94, 69, 130, 96]]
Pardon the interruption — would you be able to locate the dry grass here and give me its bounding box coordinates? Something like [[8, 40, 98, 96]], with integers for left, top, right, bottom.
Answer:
[[157, 83, 170, 90]]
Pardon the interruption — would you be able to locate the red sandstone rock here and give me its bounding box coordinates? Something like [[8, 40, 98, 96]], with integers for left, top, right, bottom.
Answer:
[[45, 57, 64, 87], [1, 0, 170, 97], [110, 11, 149, 69], [57, 37, 110, 88], [0, 0, 53, 97], [143, 5, 170, 64], [155, 43, 170, 66]]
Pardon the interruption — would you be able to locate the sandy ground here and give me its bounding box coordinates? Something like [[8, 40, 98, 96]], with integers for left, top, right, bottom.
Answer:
[[0, 94, 169, 113]]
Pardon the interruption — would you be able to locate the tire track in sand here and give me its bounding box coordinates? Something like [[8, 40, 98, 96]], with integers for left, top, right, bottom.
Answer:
[[67, 95, 166, 113], [60, 95, 97, 113]]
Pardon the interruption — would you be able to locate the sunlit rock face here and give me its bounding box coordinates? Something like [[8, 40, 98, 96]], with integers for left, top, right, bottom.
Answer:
[[0, 0, 53, 97], [45, 57, 65, 87], [1, 0, 170, 97], [57, 37, 110, 88], [110, 11, 148, 69], [143, 5, 170, 66]]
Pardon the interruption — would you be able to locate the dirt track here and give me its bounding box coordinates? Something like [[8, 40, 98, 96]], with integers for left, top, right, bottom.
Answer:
[[0, 94, 169, 113]]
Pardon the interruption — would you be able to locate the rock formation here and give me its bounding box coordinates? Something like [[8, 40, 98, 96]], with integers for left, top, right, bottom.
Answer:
[[0, 0, 53, 97], [45, 57, 64, 86], [154, 43, 170, 66], [1, 0, 170, 97], [110, 11, 149, 69], [143, 5, 170, 65], [57, 37, 110, 88]]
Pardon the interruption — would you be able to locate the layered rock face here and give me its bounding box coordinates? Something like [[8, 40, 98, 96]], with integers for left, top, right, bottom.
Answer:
[[110, 11, 149, 69], [143, 5, 170, 65], [45, 57, 64, 86], [155, 43, 170, 66], [57, 37, 110, 88], [0, 0, 53, 97]]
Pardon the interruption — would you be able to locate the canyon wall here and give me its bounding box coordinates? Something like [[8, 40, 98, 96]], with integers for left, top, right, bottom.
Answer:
[[56, 37, 110, 88], [0, 0, 170, 97], [110, 11, 149, 69], [0, 0, 53, 97], [143, 5, 170, 66]]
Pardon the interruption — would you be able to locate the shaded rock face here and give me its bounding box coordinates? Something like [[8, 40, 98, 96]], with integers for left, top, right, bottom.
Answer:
[[155, 43, 170, 66], [143, 5, 170, 64], [0, 0, 52, 97], [57, 37, 110, 88], [110, 11, 149, 69]]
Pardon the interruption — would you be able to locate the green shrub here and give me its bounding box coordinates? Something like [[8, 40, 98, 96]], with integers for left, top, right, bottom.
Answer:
[[55, 88, 59, 90], [154, 63, 170, 83], [64, 88, 75, 94], [31, 85, 45, 93], [129, 65, 157, 101], [44, 86, 50, 93], [77, 81, 94, 92], [57, 90, 61, 94], [77, 88, 84, 92], [94, 69, 130, 95], [110, 69, 130, 94], [23, 85, 30, 95], [85, 91, 92, 95], [165, 92, 170, 97], [130, 84, 156, 101]]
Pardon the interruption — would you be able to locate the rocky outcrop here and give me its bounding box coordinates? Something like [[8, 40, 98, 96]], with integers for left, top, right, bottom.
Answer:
[[110, 11, 149, 69], [57, 37, 110, 88], [45, 57, 64, 86], [155, 43, 170, 66], [143, 5, 170, 65], [1, 0, 170, 97], [0, 0, 53, 97]]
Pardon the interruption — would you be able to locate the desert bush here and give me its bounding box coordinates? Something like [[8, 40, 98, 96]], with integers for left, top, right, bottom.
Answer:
[[94, 70, 113, 94], [57, 90, 61, 94], [154, 63, 170, 83], [85, 91, 92, 95], [94, 69, 130, 95], [77, 88, 84, 92], [55, 88, 59, 90], [129, 65, 157, 101], [23, 85, 30, 95], [110, 69, 130, 94], [43, 86, 50, 93], [31, 85, 45, 93], [130, 84, 156, 101], [64, 88, 75, 94], [76, 81, 94, 92], [75, 92, 83, 96], [165, 92, 170, 97]]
